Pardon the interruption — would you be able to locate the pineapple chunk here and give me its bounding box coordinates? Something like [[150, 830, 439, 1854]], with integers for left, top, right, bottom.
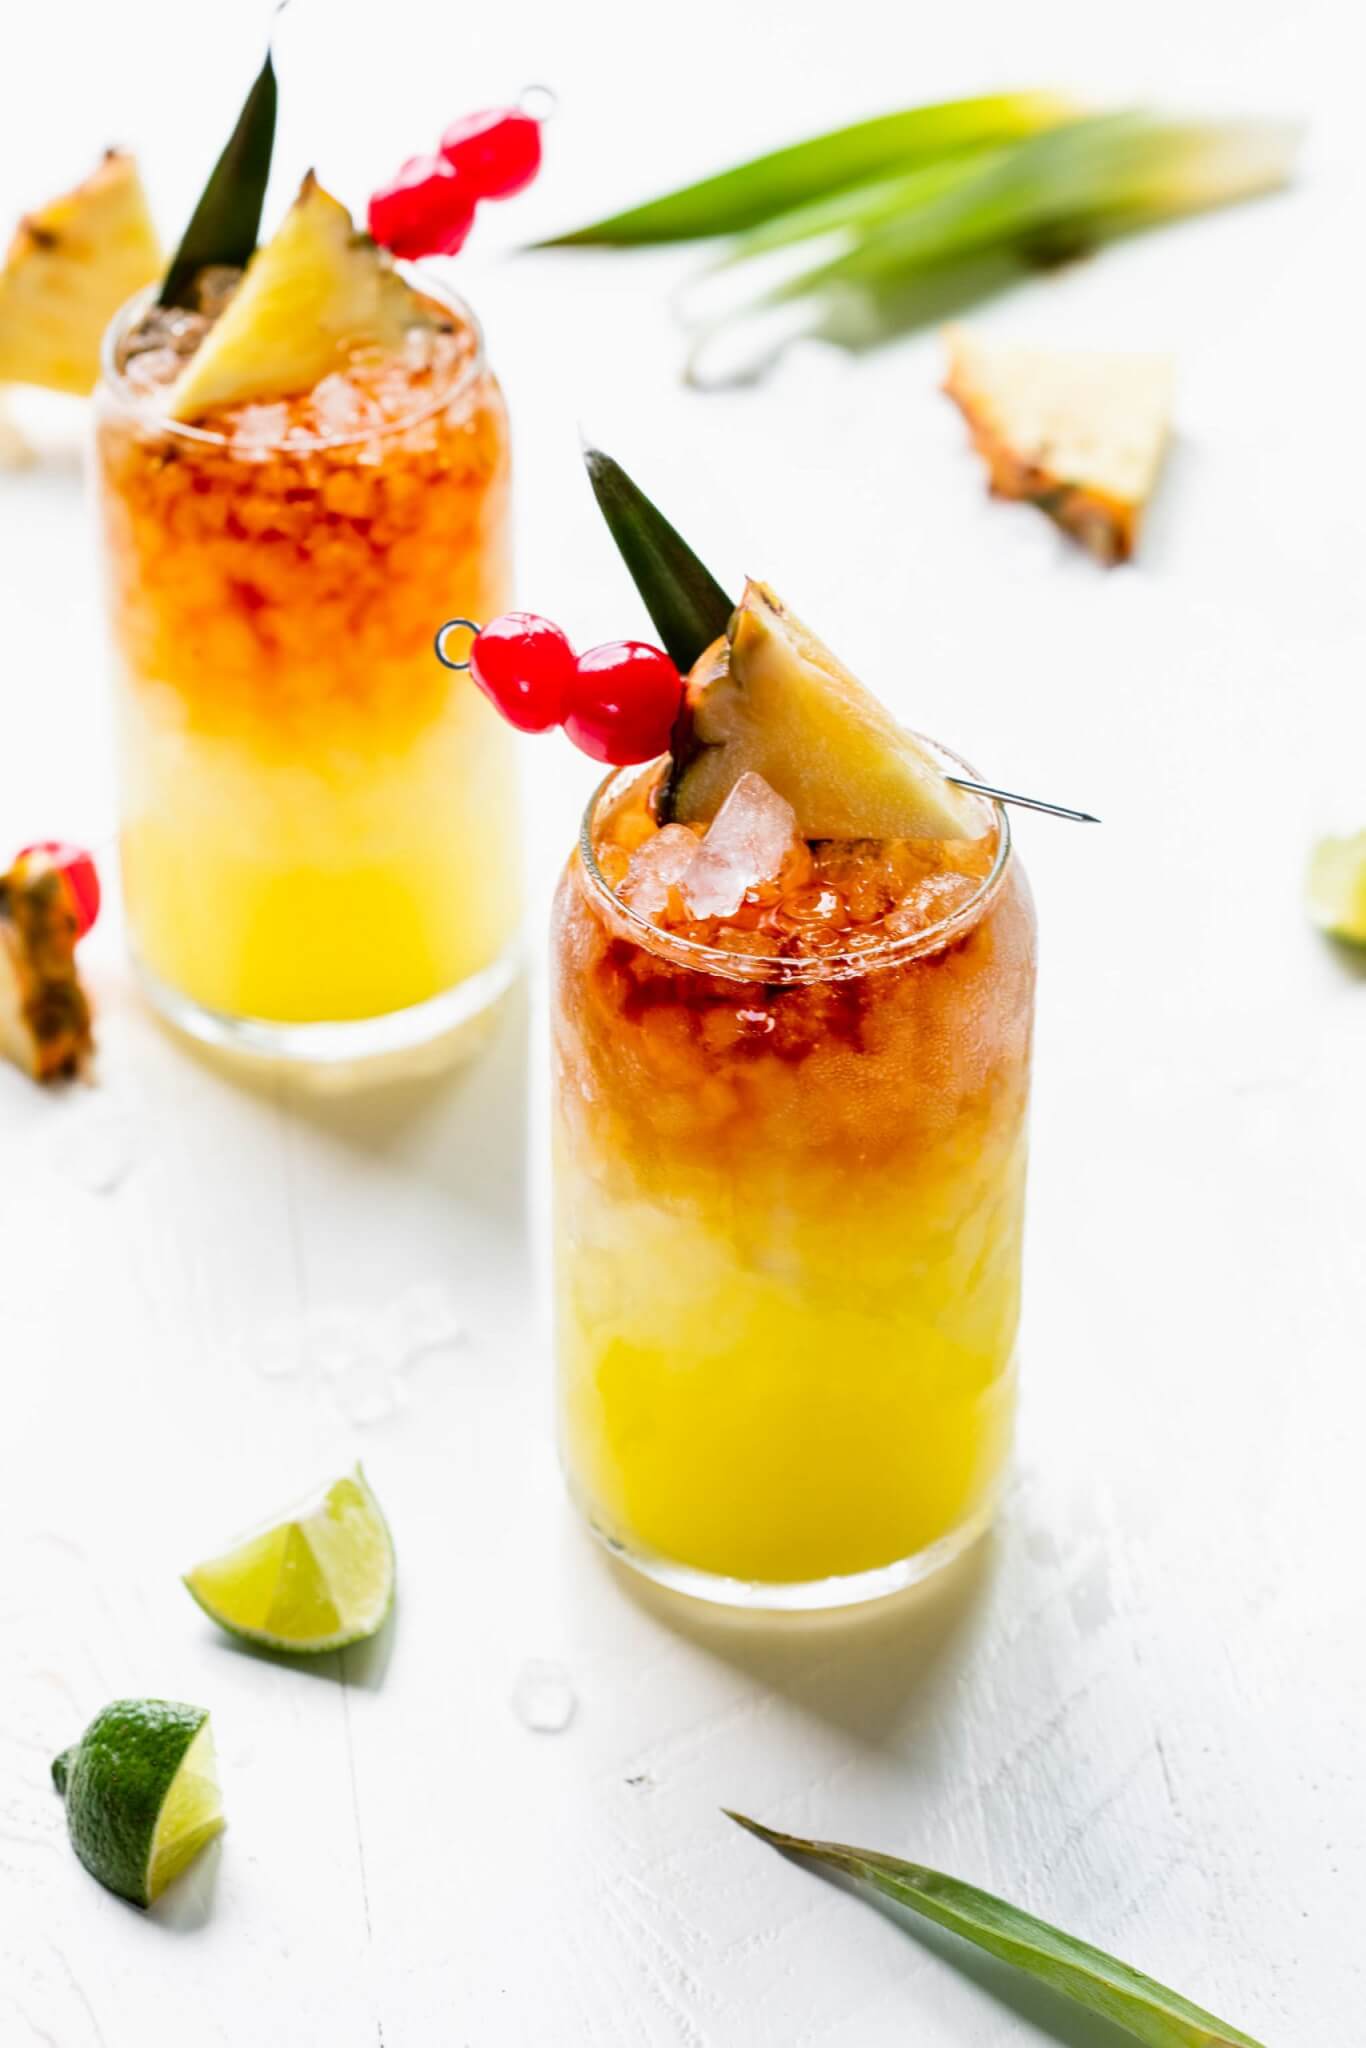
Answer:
[[943, 328, 1174, 564], [660, 580, 982, 841], [0, 151, 162, 396], [0, 852, 93, 1082], [0, 395, 33, 469], [166, 173, 418, 421], [1307, 832, 1366, 945]]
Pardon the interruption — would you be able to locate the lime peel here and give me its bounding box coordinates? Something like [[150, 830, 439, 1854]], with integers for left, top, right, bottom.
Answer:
[[183, 1464, 395, 1654], [52, 1698, 223, 1907]]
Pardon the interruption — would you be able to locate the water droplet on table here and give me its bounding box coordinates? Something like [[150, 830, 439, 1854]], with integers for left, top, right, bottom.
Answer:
[[510, 1659, 577, 1733], [48, 1106, 145, 1194]]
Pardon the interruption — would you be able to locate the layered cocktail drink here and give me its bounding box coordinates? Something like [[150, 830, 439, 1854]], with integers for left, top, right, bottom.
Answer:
[[94, 179, 517, 1059], [552, 579, 1037, 1606]]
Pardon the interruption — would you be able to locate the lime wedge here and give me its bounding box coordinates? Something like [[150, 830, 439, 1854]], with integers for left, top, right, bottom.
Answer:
[[52, 1698, 223, 1907], [1307, 831, 1366, 944], [183, 1465, 395, 1653]]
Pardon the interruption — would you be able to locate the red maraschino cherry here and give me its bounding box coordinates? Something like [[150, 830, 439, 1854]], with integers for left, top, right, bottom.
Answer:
[[469, 612, 575, 733], [367, 154, 476, 259], [564, 643, 683, 764], [447, 613, 683, 766], [18, 841, 101, 938], [369, 99, 548, 261], [439, 110, 542, 199]]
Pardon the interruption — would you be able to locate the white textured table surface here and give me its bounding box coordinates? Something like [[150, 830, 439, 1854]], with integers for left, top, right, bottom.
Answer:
[[3, 2, 1363, 2042]]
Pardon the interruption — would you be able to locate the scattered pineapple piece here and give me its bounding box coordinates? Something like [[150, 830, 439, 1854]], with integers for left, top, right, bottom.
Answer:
[[0, 394, 33, 469], [165, 173, 419, 421], [1306, 832, 1366, 945], [943, 328, 1174, 564], [0, 850, 93, 1081], [0, 151, 162, 396], [660, 579, 982, 841]]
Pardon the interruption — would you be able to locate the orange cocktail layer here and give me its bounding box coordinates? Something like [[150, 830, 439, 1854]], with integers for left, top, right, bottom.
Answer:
[[553, 774, 1037, 1587], [95, 305, 518, 1023]]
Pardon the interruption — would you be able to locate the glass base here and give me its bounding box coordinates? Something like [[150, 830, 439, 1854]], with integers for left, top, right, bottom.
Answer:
[[133, 943, 521, 1084], [576, 1492, 1000, 1613]]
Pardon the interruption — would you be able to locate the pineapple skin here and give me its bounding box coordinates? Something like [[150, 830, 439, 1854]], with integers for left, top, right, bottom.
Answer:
[[946, 376, 1138, 564], [0, 855, 93, 1081], [0, 151, 162, 396]]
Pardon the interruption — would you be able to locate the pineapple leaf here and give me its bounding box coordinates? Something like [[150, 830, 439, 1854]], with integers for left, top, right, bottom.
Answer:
[[708, 147, 1016, 271], [760, 113, 1298, 309], [550, 104, 1299, 383], [159, 49, 277, 308], [727, 1813, 1268, 2048], [583, 446, 734, 670], [542, 93, 1076, 246]]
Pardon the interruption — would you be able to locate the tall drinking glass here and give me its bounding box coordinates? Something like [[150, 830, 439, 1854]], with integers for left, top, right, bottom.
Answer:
[[93, 277, 517, 1065], [552, 756, 1036, 1609]]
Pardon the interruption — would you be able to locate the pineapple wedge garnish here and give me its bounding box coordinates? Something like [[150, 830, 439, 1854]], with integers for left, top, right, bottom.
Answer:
[[0, 851, 93, 1082], [0, 151, 162, 396], [943, 328, 1174, 564], [661, 580, 982, 841], [166, 173, 418, 421]]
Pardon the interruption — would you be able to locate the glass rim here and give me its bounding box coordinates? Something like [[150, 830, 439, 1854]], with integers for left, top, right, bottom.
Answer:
[[577, 749, 1012, 986], [96, 265, 487, 452]]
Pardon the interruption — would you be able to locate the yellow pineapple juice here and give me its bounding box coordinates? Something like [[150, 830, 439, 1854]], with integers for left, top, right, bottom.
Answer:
[[552, 764, 1037, 1607], [94, 280, 517, 1055]]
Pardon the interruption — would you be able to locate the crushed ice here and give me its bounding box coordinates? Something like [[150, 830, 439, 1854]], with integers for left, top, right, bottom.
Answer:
[[681, 773, 806, 920], [621, 824, 698, 917], [251, 1322, 307, 1381], [510, 1659, 577, 1733], [371, 1282, 469, 1366], [619, 774, 809, 926], [233, 1283, 467, 1424]]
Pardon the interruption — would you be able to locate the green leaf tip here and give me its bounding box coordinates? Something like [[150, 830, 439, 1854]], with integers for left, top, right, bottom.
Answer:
[[728, 1813, 1268, 2048], [542, 93, 1079, 246], [51, 1746, 74, 1796], [159, 47, 278, 308], [583, 446, 734, 673]]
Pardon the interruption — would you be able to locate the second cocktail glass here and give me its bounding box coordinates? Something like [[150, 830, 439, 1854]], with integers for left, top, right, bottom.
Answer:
[[94, 274, 518, 1065]]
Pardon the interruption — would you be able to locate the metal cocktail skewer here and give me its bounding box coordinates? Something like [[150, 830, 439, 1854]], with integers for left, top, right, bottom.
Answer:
[[435, 619, 1101, 823], [942, 778, 1099, 823]]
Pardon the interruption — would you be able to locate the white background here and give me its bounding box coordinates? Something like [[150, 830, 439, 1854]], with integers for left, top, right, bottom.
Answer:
[[3, 1, 1364, 2041]]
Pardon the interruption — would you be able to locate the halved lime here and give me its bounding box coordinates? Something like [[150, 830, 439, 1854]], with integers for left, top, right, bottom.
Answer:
[[183, 1464, 395, 1654], [1307, 831, 1366, 944], [52, 1698, 223, 1907]]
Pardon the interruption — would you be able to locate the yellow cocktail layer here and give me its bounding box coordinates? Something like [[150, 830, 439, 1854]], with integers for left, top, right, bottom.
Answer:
[[119, 676, 521, 1022], [556, 1132, 1025, 1587]]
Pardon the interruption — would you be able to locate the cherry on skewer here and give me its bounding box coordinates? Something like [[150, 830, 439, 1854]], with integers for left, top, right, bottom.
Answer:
[[369, 91, 554, 261], [367, 155, 476, 259], [439, 108, 543, 200], [436, 613, 683, 767]]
